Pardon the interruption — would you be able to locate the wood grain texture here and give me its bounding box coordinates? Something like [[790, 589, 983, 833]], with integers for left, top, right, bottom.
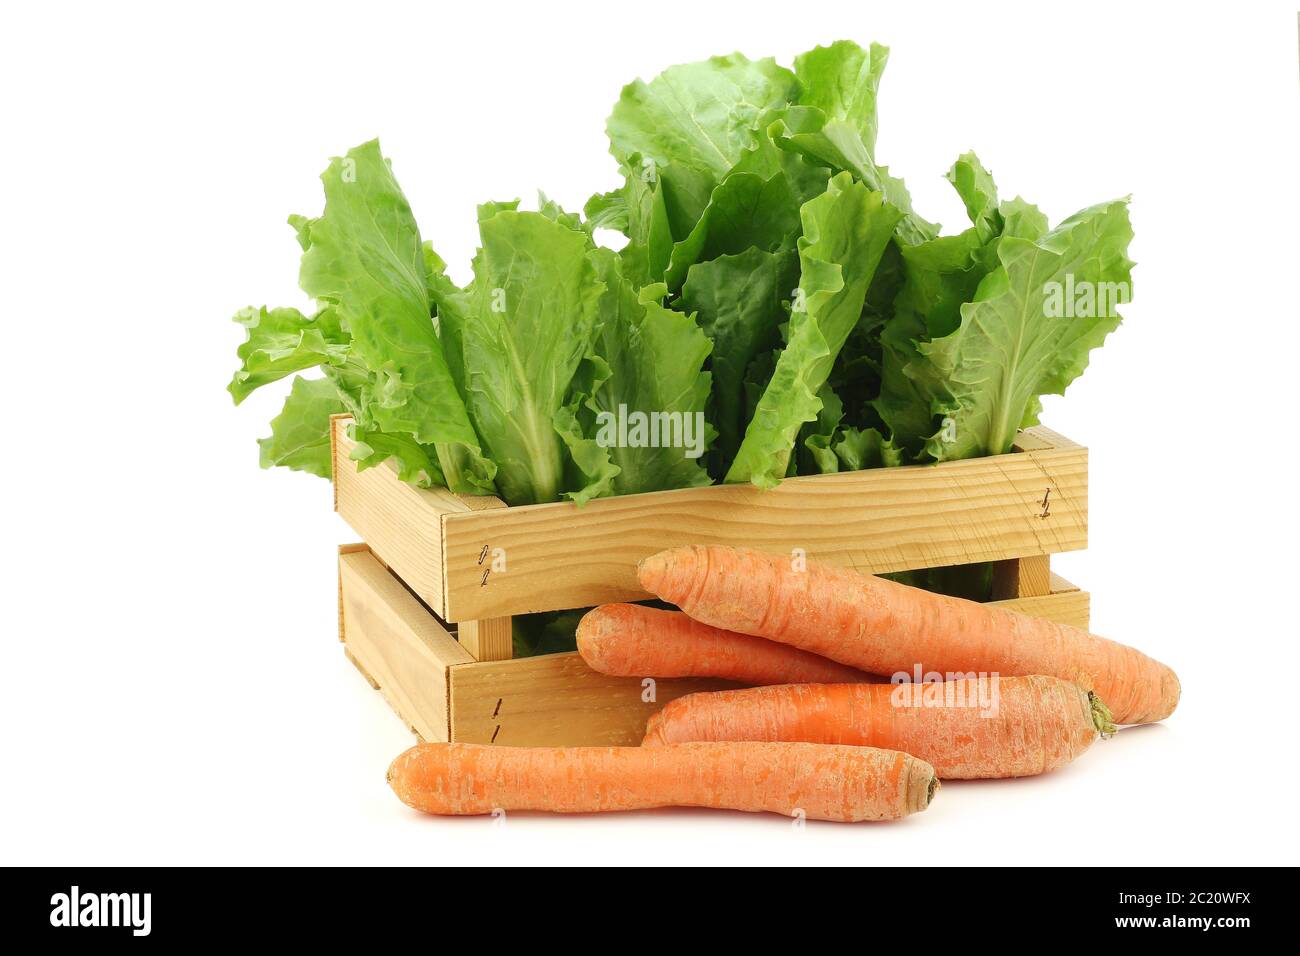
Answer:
[[456, 617, 512, 663], [448, 652, 737, 747], [992, 554, 1053, 600], [338, 549, 473, 742], [993, 583, 1090, 629], [344, 647, 381, 690], [332, 418, 514, 653], [439, 428, 1087, 620], [336, 540, 372, 643], [1017, 426, 1080, 450], [1048, 572, 1079, 594], [332, 418, 453, 618], [332, 415, 1086, 622]]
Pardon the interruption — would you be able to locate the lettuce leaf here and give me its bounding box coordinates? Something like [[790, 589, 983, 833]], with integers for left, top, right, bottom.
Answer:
[[794, 40, 889, 156], [227, 305, 349, 404], [296, 139, 495, 494], [585, 157, 714, 286], [585, 252, 714, 494], [799, 383, 845, 474], [773, 42, 937, 246], [258, 376, 347, 477], [661, 169, 801, 291], [678, 247, 797, 471], [729, 114, 834, 206], [834, 426, 902, 470], [553, 353, 622, 506], [348, 424, 445, 487], [606, 53, 800, 180], [875, 153, 1046, 457], [915, 199, 1133, 460], [726, 172, 901, 486], [461, 210, 604, 504]]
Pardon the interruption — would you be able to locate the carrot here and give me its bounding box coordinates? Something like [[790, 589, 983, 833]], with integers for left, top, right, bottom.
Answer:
[[387, 741, 937, 822], [637, 545, 1180, 725], [576, 603, 877, 685], [643, 676, 1114, 779]]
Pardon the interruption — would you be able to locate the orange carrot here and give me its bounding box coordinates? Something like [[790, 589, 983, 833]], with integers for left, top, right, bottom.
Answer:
[[643, 676, 1114, 779], [387, 741, 936, 822], [576, 603, 877, 685], [637, 545, 1180, 725]]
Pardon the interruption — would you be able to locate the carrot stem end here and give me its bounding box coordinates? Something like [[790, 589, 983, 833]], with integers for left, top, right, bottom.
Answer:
[[1090, 692, 1118, 738]]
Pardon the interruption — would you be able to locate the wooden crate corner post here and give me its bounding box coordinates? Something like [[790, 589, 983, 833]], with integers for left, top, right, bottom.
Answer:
[[991, 554, 1053, 601]]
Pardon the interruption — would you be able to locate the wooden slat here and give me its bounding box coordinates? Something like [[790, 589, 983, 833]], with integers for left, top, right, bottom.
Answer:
[[991, 554, 1053, 600], [344, 647, 381, 689], [1019, 426, 1080, 450], [332, 413, 1087, 622], [1048, 572, 1079, 594], [448, 652, 736, 747], [456, 617, 512, 663], [440, 428, 1087, 620], [442, 495, 512, 662], [332, 418, 455, 618], [332, 418, 514, 650], [1010, 430, 1054, 452], [338, 549, 473, 742], [992, 582, 1090, 629]]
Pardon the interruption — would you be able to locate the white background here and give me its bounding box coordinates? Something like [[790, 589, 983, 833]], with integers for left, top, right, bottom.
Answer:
[[4, 0, 1298, 866]]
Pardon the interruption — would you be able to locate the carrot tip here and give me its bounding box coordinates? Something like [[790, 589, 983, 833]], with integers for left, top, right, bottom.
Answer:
[[636, 551, 671, 594], [1163, 669, 1182, 719], [641, 711, 666, 747], [927, 776, 940, 807]]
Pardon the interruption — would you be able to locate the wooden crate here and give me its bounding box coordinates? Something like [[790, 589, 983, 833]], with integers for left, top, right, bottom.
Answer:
[[339, 544, 1089, 746], [331, 416, 1091, 746]]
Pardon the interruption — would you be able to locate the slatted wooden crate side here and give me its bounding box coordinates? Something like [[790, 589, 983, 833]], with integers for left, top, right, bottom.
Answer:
[[331, 416, 514, 661], [338, 547, 473, 742], [331, 415, 459, 620], [447, 654, 738, 747], [339, 546, 1093, 748], [332, 414, 1086, 638], [438, 428, 1087, 621]]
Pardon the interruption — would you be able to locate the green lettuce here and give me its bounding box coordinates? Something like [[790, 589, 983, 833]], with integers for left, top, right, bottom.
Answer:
[[606, 53, 800, 180], [773, 42, 938, 245], [915, 199, 1133, 460], [679, 247, 798, 473], [662, 169, 800, 291], [348, 425, 445, 487], [585, 252, 715, 494], [726, 172, 900, 486], [258, 375, 347, 478], [232, 40, 1135, 584], [875, 153, 1051, 458], [227, 306, 349, 404], [461, 210, 605, 504], [296, 140, 495, 494]]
